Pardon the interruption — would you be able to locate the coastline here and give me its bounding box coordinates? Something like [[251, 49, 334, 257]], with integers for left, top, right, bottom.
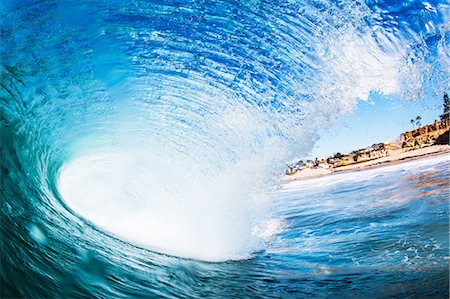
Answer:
[[283, 145, 450, 182]]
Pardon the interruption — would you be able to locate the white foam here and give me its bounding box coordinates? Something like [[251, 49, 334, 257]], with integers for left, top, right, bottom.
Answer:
[[58, 149, 273, 262]]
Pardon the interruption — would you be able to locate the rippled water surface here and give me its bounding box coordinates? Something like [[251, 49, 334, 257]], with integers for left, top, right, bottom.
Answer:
[[273, 155, 449, 297], [1, 0, 449, 297], [3, 155, 449, 297]]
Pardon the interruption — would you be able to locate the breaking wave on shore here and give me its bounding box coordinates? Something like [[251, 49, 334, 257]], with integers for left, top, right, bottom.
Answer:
[[1, 0, 449, 297]]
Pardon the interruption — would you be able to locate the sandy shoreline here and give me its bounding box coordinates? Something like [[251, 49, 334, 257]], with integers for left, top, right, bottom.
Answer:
[[283, 145, 450, 182]]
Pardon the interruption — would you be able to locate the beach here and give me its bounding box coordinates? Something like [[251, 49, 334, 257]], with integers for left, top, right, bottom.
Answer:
[[283, 144, 450, 182]]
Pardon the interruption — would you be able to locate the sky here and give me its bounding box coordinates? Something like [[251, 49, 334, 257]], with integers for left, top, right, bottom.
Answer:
[[307, 92, 446, 160]]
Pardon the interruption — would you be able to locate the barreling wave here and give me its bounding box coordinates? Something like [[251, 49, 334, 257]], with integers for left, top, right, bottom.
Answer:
[[1, 0, 448, 271]]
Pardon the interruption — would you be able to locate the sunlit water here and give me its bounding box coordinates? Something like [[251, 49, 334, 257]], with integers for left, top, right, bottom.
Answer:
[[1, 0, 449, 297], [4, 154, 449, 297]]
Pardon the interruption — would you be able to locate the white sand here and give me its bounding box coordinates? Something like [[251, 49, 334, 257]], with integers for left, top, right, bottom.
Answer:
[[283, 167, 332, 182], [284, 145, 450, 182], [336, 145, 450, 172]]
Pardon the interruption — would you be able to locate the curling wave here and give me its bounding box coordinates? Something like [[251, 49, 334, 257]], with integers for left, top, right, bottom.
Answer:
[[1, 0, 449, 265]]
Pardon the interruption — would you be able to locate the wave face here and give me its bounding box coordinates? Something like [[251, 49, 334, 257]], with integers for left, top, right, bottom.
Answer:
[[0, 0, 449, 296]]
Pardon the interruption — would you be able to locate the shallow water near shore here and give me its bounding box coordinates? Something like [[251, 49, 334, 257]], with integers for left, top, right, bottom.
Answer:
[[3, 155, 449, 297], [274, 154, 450, 297]]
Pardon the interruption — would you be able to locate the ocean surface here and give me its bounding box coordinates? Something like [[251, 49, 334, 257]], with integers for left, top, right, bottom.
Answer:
[[3, 154, 450, 297], [1, 0, 449, 297]]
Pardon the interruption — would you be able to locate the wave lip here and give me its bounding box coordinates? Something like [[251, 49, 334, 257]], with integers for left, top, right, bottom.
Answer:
[[1, 0, 449, 264]]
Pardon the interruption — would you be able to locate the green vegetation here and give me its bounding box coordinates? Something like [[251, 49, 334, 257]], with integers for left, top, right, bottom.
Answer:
[[410, 116, 421, 129], [441, 92, 449, 120]]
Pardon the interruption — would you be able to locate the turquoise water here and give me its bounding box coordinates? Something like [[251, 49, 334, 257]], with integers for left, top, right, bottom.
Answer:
[[1, 0, 449, 297], [3, 154, 449, 297]]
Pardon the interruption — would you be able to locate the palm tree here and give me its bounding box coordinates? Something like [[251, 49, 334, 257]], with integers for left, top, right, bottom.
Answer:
[[410, 119, 415, 129], [415, 116, 422, 128]]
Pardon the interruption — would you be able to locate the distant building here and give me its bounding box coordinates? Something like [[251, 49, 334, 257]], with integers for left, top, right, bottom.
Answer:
[[335, 154, 357, 167], [384, 142, 401, 153], [286, 118, 449, 175]]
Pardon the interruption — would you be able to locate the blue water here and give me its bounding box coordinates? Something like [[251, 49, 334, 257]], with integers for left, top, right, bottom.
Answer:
[[272, 155, 449, 297], [1, 0, 449, 297], [3, 154, 449, 297]]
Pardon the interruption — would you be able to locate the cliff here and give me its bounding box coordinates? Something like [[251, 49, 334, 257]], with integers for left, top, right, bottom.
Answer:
[[286, 119, 450, 176], [400, 119, 450, 149], [335, 119, 450, 168]]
